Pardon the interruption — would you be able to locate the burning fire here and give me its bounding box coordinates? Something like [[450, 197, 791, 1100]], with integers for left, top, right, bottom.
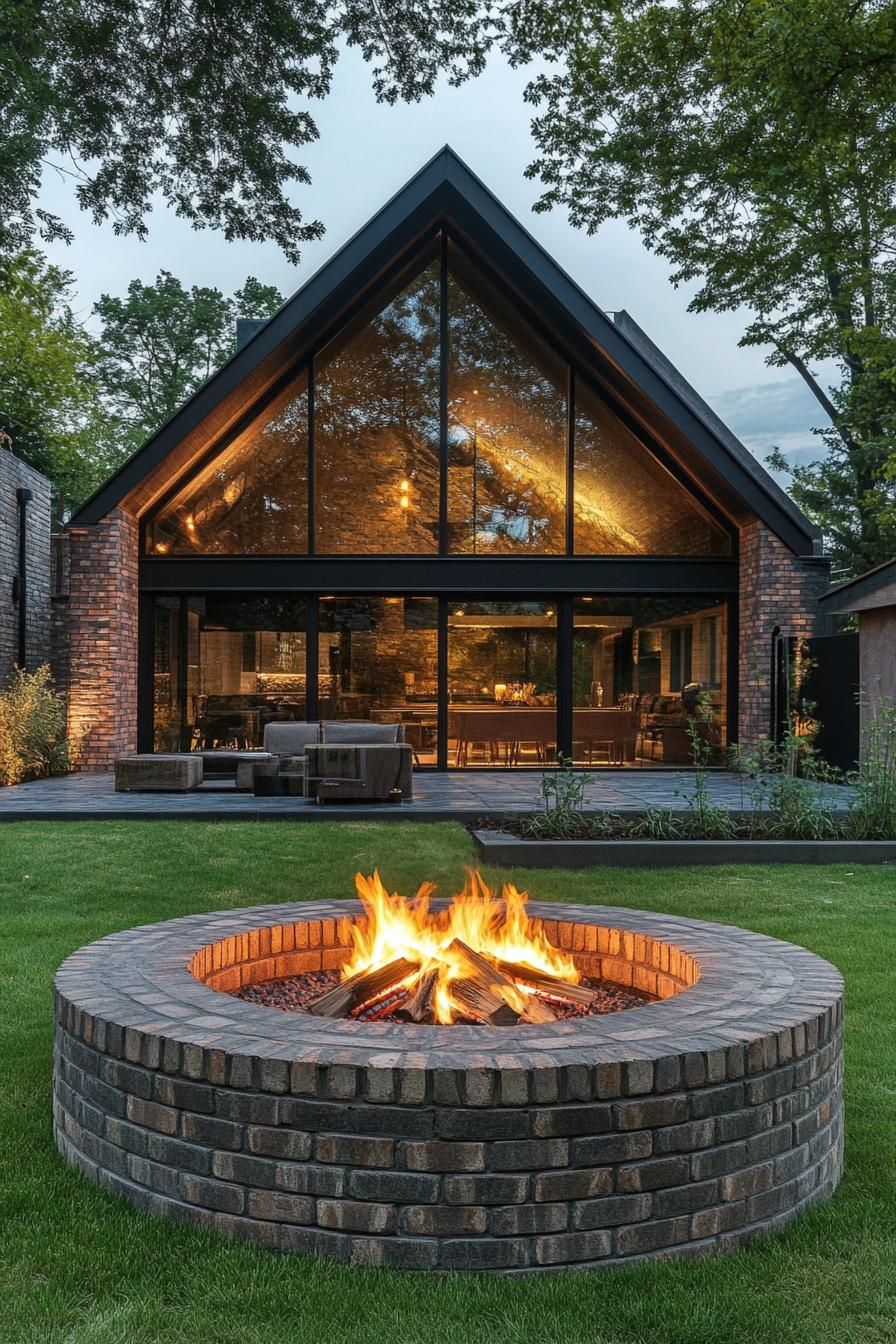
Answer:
[[342, 869, 580, 1024]]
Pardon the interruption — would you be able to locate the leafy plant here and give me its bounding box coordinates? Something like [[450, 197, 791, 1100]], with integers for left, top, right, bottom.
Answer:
[[629, 806, 685, 840], [761, 730, 841, 840], [727, 740, 775, 836], [677, 699, 735, 839], [0, 665, 70, 786], [847, 697, 896, 839], [522, 755, 594, 837]]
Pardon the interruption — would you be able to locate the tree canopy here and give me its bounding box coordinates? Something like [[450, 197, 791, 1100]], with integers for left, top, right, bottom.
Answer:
[[0, 256, 284, 507], [0, 251, 117, 506], [92, 272, 284, 450], [347, 0, 896, 574]]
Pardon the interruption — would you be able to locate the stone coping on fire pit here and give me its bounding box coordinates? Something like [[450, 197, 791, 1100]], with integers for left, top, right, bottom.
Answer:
[[54, 901, 844, 1272]]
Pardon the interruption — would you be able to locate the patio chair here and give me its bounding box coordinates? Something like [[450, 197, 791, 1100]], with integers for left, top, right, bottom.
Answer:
[[303, 743, 413, 803]]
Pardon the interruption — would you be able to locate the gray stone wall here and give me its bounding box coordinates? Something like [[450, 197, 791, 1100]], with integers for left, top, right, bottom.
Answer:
[[0, 447, 53, 682]]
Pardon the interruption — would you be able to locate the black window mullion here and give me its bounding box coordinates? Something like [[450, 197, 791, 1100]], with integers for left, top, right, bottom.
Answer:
[[438, 231, 449, 556], [437, 595, 448, 769], [566, 369, 575, 556], [307, 360, 316, 556], [178, 595, 189, 750], [306, 596, 319, 722], [556, 595, 573, 763]]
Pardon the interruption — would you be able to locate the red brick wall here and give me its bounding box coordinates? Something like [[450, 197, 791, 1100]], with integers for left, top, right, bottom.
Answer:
[[738, 521, 830, 747], [65, 509, 139, 769]]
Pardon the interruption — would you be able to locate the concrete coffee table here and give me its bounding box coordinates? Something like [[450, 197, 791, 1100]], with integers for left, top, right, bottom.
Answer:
[[197, 750, 272, 791]]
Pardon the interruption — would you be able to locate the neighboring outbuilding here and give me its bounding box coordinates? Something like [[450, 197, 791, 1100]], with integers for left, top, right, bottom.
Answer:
[[819, 559, 896, 755]]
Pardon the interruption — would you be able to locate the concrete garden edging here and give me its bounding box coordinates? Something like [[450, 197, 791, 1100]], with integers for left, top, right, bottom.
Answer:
[[473, 830, 896, 868]]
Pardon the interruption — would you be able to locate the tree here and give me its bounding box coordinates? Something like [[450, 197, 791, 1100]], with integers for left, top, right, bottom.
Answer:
[[0, 0, 343, 262], [342, 1, 896, 575], [0, 250, 118, 506], [92, 272, 285, 448]]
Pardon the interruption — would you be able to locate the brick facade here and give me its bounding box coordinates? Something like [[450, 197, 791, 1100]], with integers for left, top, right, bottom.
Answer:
[[0, 447, 53, 680], [738, 521, 830, 748], [63, 508, 139, 769]]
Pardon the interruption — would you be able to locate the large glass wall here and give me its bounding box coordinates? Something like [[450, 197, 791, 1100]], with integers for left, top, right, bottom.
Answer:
[[573, 382, 729, 556], [314, 263, 441, 554], [152, 596, 307, 751], [447, 601, 557, 765], [572, 597, 728, 765], [447, 257, 567, 554], [151, 593, 729, 767], [146, 235, 733, 560], [147, 375, 309, 555], [318, 597, 438, 763]]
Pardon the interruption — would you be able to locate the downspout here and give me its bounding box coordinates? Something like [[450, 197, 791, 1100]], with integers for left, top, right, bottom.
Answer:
[[14, 487, 32, 668], [769, 624, 781, 743]]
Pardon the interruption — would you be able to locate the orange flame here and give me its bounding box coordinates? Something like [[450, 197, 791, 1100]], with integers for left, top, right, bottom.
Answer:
[[344, 870, 579, 1024]]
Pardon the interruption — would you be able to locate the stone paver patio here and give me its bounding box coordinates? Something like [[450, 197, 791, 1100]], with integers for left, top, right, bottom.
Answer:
[[0, 769, 853, 821]]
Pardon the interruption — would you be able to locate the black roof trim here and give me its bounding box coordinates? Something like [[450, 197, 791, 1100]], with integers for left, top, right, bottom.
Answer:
[[70, 146, 819, 554], [818, 557, 896, 610]]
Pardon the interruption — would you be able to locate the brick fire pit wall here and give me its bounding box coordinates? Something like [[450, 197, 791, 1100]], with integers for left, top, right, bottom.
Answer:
[[53, 902, 843, 1272]]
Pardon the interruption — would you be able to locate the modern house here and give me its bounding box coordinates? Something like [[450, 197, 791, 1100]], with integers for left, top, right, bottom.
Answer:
[[61, 148, 830, 772]]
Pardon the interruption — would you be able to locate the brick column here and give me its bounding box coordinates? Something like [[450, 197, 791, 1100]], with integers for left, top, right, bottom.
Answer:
[[65, 508, 139, 769], [738, 521, 830, 748]]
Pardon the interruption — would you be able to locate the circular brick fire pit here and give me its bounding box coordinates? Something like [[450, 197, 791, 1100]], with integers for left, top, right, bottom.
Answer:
[[54, 901, 843, 1272]]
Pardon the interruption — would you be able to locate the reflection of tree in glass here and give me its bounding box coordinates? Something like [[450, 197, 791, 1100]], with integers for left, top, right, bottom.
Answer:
[[315, 263, 441, 554], [574, 388, 729, 556], [447, 274, 566, 554], [150, 381, 309, 555]]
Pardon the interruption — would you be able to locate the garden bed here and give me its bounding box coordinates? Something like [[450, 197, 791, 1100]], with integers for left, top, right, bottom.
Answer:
[[473, 828, 896, 867]]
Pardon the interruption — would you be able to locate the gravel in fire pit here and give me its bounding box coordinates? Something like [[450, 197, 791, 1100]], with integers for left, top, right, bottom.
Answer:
[[232, 970, 650, 1022]]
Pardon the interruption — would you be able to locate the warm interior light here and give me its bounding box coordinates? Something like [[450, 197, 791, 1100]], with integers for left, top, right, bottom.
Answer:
[[154, 541, 170, 554], [185, 515, 196, 532], [400, 496, 410, 509], [342, 870, 580, 1025]]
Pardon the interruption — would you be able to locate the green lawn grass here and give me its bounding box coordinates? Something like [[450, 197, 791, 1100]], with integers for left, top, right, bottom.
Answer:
[[1, 821, 894, 1344]]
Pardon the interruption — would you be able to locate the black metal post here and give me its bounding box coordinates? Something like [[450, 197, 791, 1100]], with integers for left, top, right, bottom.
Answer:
[[726, 597, 739, 747], [136, 594, 155, 751], [556, 595, 573, 763], [438, 231, 449, 556], [566, 371, 575, 555], [306, 596, 319, 722], [437, 596, 448, 769], [307, 363, 316, 556]]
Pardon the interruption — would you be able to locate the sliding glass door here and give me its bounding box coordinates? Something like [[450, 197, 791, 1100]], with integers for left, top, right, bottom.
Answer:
[[150, 592, 730, 767]]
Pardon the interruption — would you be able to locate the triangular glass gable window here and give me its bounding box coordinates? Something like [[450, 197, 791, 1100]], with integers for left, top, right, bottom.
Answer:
[[314, 259, 441, 554], [147, 372, 308, 555], [573, 381, 730, 556], [447, 249, 568, 555]]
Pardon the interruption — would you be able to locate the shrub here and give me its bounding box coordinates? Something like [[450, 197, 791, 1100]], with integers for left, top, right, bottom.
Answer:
[[847, 698, 896, 839], [0, 665, 70, 786], [761, 730, 840, 840]]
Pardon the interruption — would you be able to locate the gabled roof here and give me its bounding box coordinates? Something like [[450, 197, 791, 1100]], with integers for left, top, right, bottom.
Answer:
[[71, 146, 821, 555], [819, 558, 896, 612]]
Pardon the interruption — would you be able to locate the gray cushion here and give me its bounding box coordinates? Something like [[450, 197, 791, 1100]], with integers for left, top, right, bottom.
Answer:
[[263, 722, 320, 755], [321, 721, 403, 744]]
